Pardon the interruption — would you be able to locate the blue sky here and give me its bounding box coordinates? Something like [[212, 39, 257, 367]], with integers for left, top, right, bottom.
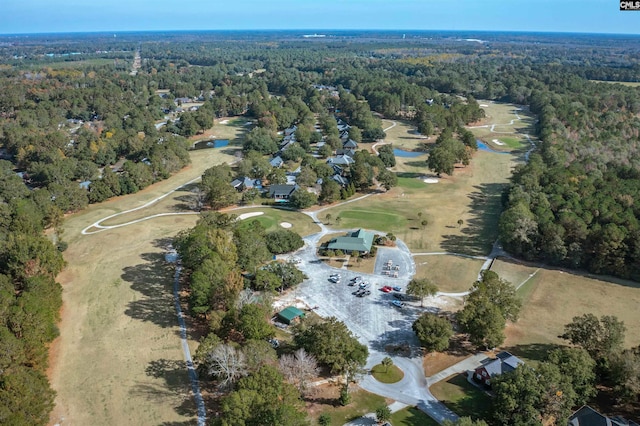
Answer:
[[2, 0, 639, 35]]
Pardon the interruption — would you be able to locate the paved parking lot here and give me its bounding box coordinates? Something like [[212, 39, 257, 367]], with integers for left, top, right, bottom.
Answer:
[[290, 236, 427, 356]]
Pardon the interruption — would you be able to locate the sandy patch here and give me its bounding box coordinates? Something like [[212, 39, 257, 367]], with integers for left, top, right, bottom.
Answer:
[[219, 119, 229, 124], [480, 104, 489, 107], [238, 211, 264, 220], [423, 178, 439, 184], [492, 139, 506, 146], [280, 222, 292, 228]]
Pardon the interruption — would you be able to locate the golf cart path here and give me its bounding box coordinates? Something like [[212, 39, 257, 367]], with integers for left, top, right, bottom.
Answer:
[[371, 120, 397, 155]]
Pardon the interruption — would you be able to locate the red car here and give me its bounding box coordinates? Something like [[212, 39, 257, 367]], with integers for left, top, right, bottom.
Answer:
[[380, 286, 393, 293]]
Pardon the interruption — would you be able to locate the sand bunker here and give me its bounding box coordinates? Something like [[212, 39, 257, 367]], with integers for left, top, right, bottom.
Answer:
[[219, 119, 229, 124], [492, 139, 506, 146], [480, 104, 489, 107], [423, 178, 439, 184], [280, 222, 293, 228], [238, 211, 264, 220]]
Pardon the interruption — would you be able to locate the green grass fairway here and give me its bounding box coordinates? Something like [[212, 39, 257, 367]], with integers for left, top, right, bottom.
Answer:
[[390, 406, 439, 426], [232, 207, 320, 236], [336, 208, 406, 232], [497, 136, 522, 148], [430, 374, 492, 421], [414, 255, 484, 293], [371, 364, 404, 384]]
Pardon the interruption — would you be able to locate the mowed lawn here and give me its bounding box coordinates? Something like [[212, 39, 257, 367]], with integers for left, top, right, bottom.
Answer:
[[429, 374, 492, 421], [230, 207, 320, 236], [324, 149, 516, 256], [414, 254, 485, 293], [503, 266, 640, 361]]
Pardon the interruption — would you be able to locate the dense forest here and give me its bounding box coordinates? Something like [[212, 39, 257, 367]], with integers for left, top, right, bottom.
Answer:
[[1, 30, 640, 424]]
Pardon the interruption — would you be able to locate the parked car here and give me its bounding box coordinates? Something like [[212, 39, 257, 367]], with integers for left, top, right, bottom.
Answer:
[[351, 276, 362, 282], [359, 282, 370, 289], [392, 285, 402, 292], [391, 300, 405, 308], [380, 286, 393, 293]]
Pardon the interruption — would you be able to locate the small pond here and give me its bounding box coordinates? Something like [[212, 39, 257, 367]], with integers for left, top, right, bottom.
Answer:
[[477, 140, 509, 154], [192, 139, 229, 150], [393, 148, 426, 158]]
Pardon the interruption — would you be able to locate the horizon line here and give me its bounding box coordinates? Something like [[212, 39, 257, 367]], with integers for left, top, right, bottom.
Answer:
[[1, 28, 640, 37]]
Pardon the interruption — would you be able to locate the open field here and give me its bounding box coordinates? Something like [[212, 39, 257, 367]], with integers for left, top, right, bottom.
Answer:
[[589, 80, 640, 87], [324, 149, 516, 255], [43, 58, 119, 69], [414, 254, 484, 293], [49, 120, 251, 425], [503, 265, 640, 362], [429, 374, 492, 421]]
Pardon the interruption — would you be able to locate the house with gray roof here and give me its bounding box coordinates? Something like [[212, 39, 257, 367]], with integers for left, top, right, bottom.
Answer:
[[270, 156, 284, 168], [327, 155, 355, 166], [327, 229, 374, 254], [473, 351, 524, 387], [268, 184, 298, 201], [231, 177, 261, 192], [569, 405, 640, 426], [343, 139, 358, 149]]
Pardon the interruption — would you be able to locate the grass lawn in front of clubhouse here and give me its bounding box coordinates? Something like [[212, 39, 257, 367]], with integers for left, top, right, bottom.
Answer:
[[371, 363, 404, 384], [390, 406, 439, 426], [429, 373, 492, 421]]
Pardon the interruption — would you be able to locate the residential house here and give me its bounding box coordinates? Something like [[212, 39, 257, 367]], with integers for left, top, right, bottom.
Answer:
[[327, 155, 355, 166], [231, 177, 261, 192], [343, 139, 358, 149], [327, 229, 374, 255], [336, 148, 356, 157], [270, 156, 284, 168], [473, 351, 524, 387], [268, 184, 298, 201], [284, 125, 298, 137], [569, 405, 640, 426], [332, 174, 349, 187]]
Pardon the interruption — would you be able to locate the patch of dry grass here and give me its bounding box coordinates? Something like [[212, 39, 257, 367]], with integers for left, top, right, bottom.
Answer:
[[414, 255, 485, 293], [504, 266, 640, 359]]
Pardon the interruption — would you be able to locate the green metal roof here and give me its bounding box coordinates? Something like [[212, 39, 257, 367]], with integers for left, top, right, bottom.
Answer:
[[327, 229, 374, 253], [277, 306, 305, 323]]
